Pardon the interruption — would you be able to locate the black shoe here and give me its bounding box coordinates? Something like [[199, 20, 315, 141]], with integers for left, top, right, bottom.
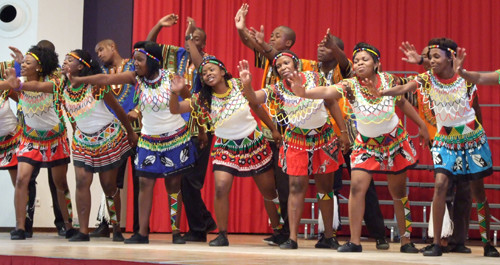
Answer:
[[89, 221, 110, 238], [279, 239, 298, 249], [173, 233, 186, 244], [400, 242, 419, 253], [58, 226, 67, 237], [315, 237, 340, 249], [205, 220, 217, 233], [113, 230, 125, 242], [338, 242, 362, 252], [183, 230, 207, 242], [375, 238, 389, 250], [484, 243, 500, 257], [209, 233, 229, 247], [263, 229, 289, 246], [10, 229, 26, 240], [65, 228, 79, 239], [447, 244, 471, 254], [24, 230, 33, 238], [69, 232, 90, 242], [124, 233, 149, 244], [422, 243, 442, 256]]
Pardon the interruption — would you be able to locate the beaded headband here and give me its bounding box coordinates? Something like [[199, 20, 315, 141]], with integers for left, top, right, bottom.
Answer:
[[427, 45, 456, 55], [198, 58, 228, 75], [353, 48, 380, 61], [133, 48, 160, 63], [26, 52, 41, 65], [272, 52, 300, 68], [67, 52, 91, 68]]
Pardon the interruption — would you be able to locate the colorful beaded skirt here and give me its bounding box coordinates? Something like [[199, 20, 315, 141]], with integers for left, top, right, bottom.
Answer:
[[0, 125, 21, 169], [72, 119, 132, 173], [212, 126, 273, 177], [432, 119, 493, 181], [17, 122, 70, 167], [280, 121, 343, 176], [351, 122, 418, 174], [135, 125, 196, 178]]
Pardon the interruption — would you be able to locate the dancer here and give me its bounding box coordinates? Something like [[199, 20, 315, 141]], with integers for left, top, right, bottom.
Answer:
[[68, 41, 196, 244], [239, 50, 348, 250], [291, 43, 429, 253], [169, 43, 281, 246], [2, 46, 76, 240], [374, 38, 498, 257]]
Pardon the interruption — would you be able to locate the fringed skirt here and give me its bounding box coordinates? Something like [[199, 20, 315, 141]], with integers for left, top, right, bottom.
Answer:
[[212, 126, 273, 177], [0, 125, 21, 169], [135, 125, 196, 178], [17, 122, 70, 167], [432, 119, 493, 181], [280, 121, 344, 176], [351, 122, 418, 174], [72, 119, 132, 173]]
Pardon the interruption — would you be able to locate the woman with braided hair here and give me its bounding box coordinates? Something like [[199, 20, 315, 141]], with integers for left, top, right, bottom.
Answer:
[[290, 43, 429, 253]]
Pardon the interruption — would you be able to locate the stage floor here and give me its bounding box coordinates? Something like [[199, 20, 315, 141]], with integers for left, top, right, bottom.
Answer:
[[0, 232, 498, 264]]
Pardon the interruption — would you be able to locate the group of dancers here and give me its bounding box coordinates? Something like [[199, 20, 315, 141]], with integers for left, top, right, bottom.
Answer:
[[0, 3, 499, 258]]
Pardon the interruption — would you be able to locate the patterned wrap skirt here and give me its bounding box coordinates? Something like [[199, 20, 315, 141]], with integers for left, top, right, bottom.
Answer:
[[279, 121, 344, 176], [351, 122, 418, 174], [0, 125, 21, 169], [135, 125, 196, 178], [212, 126, 273, 177], [432, 119, 493, 181], [17, 122, 70, 167], [72, 119, 132, 173]]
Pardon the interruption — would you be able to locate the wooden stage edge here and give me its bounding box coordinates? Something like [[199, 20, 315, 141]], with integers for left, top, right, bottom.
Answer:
[[0, 232, 498, 265]]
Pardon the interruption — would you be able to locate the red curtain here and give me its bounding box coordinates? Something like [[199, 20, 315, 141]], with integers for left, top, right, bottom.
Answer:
[[128, 0, 500, 235]]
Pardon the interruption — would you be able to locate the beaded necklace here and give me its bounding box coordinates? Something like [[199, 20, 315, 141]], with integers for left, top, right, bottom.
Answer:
[[419, 70, 474, 121], [135, 69, 173, 113], [341, 72, 398, 124], [210, 79, 248, 128], [266, 71, 323, 126], [62, 83, 99, 123], [19, 77, 56, 118], [0, 90, 8, 108]]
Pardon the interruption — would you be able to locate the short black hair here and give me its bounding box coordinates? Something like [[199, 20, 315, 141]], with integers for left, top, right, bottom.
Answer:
[[26, 45, 58, 77], [133, 41, 163, 76], [278, 26, 296, 48], [272, 50, 300, 77], [427, 38, 457, 59], [352, 42, 380, 63], [69, 49, 102, 76]]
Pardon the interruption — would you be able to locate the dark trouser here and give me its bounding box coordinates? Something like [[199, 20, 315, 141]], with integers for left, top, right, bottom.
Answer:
[[447, 181, 472, 245], [116, 152, 140, 232], [26, 168, 64, 233], [181, 134, 215, 233], [269, 141, 290, 233], [335, 151, 386, 239]]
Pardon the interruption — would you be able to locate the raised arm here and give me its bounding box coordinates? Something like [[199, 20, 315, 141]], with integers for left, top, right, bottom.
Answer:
[[0, 68, 55, 93], [185, 17, 203, 69], [169, 75, 192, 114], [400, 41, 428, 66], [454, 47, 500, 85], [288, 71, 341, 100], [235, 4, 258, 50], [237, 60, 267, 104], [146, 14, 179, 42], [103, 90, 138, 147], [396, 97, 431, 148], [321, 28, 351, 76], [378, 79, 418, 97], [68, 71, 136, 88]]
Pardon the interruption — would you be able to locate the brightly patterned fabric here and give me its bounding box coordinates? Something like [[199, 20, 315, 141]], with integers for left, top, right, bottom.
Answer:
[[351, 122, 418, 174], [477, 200, 488, 243], [58, 83, 108, 123], [211, 126, 273, 177], [432, 119, 493, 180], [279, 121, 343, 176], [401, 196, 413, 238], [0, 125, 21, 169], [17, 122, 70, 167], [169, 191, 180, 231], [135, 125, 195, 178], [72, 119, 131, 173]]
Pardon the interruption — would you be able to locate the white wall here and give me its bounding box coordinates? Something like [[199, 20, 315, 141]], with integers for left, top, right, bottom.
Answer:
[[0, 0, 127, 229]]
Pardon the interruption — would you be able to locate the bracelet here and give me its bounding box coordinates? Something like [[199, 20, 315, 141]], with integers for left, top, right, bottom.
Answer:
[[340, 129, 348, 133], [133, 108, 140, 114], [263, 46, 273, 53], [14, 81, 23, 92], [418, 56, 424, 65]]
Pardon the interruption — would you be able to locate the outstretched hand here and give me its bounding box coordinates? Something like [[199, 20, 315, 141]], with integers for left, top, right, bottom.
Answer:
[[399, 41, 421, 64], [237, 60, 252, 89], [363, 78, 382, 97], [67, 73, 82, 88], [170, 75, 186, 95], [235, 3, 249, 30], [9, 46, 23, 64], [319, 28, 336, 49], [158, 13, 179, 27], [185, 17, 196, 36], [287, 71, 306, 96], [6, 68, 20, 89], [453, 47, 467, 75]]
